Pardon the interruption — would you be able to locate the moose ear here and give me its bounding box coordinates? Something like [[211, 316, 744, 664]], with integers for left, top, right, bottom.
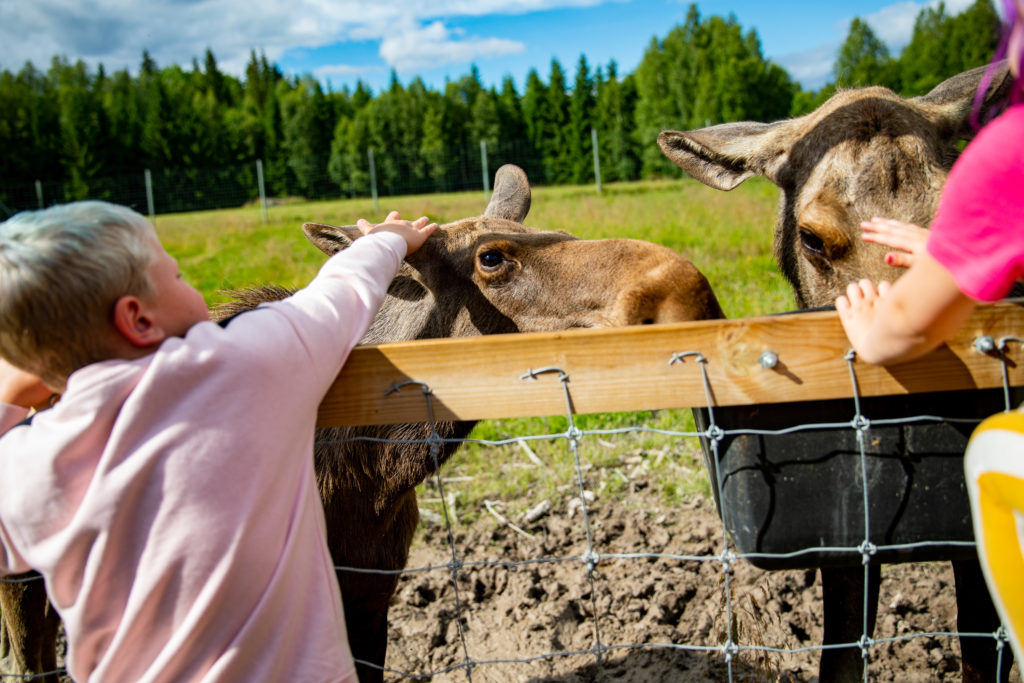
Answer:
[[484, 164, 532, 223], [658, 120, 796, 191], [912, 61, 1012, 141], [302, 223, 363, 256]]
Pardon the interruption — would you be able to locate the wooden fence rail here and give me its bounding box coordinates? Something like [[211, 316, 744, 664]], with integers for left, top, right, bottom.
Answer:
[[316, 301, 1024, 427]]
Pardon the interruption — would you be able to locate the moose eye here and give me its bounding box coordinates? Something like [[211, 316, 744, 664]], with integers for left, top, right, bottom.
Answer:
[[798, 228, 825, 256], [478, 250, 505, 270]]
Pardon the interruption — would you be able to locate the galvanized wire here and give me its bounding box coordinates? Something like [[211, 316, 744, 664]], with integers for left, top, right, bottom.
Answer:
[[336, 336, 1017, 681], [1, 335, 1017, 681]]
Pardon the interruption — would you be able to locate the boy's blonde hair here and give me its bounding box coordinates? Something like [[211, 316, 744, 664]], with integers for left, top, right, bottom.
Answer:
[[0, 201, 158, 389]]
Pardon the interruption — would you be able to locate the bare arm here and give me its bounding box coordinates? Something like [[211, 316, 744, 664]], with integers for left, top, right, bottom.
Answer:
[[836, 251, 976, 365]]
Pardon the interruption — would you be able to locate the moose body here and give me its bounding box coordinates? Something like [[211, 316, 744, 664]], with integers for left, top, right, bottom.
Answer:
[[659, 65, 1015, 682], [0, 164, 724, 682]]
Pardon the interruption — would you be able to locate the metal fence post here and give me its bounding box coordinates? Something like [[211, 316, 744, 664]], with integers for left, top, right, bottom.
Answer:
[[592, 128, 602, 195], [144, 169, 155, 222], [368, 148, 379, 214], [481, 140, 490, 198], [34, 180, 43, 208], [256, 159, 268, 223]]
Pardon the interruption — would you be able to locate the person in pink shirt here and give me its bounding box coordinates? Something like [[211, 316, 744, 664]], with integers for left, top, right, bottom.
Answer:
[[836, 0, 1024, 665], [0, 200, 437, 682]]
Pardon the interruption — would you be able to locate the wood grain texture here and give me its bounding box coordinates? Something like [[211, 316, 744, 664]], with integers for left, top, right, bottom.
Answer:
[[316, 301, 1024, 427]]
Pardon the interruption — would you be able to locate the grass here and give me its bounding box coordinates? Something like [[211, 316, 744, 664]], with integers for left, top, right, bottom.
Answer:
[[156, 176, 793, 521]]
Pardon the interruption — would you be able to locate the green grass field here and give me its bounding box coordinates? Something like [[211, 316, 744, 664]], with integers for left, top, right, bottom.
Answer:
[[155, 176, 795, 521]]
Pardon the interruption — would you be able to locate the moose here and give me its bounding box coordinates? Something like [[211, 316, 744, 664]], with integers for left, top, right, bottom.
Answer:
[[659, 64, 1016, 682], [0, 164, 724, 682]]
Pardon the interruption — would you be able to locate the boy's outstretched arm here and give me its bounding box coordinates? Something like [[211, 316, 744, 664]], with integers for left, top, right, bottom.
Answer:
[[356, 211, 438, 255]]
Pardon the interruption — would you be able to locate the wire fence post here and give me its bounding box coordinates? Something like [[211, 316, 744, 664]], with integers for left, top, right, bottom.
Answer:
[[367, 148, 379, 214], [144, 169, 155, 223], [34, 180, 43, 208], [480, 140, 490, 199], [255, 159, 268, 223], [591, 128, 602, 195]]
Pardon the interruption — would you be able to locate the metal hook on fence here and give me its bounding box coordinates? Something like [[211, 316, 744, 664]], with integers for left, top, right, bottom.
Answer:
[[669, 351, 715, 426], [386, 380, 438, 428], [385, 379, 432, 397], [520, 366, 576, 434], [975, 336, 1023, 411], [520, 366, 569, 383]]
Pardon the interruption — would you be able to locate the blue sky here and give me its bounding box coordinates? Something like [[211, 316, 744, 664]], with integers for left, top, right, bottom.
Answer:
[[0, 0, 979, 94]]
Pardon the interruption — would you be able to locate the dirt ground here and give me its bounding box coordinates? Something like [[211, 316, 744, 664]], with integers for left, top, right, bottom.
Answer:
[[383, 483, 1021, 682]]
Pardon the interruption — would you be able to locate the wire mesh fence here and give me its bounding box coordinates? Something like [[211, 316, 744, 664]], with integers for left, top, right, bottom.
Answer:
[[2, 333, 1021, 681], [320, 338, 1021, 681]]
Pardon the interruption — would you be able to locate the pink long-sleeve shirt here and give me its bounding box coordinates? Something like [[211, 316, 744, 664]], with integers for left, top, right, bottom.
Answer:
[[0, 230, 408, 682]]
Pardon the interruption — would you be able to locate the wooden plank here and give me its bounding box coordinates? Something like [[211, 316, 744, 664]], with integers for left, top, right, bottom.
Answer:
[[316, 300, 1024, 427]]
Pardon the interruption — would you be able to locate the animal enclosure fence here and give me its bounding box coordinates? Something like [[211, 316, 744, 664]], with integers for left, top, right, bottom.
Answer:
[[326, 302, 1023, 681], [3, 303, 1023, 681]]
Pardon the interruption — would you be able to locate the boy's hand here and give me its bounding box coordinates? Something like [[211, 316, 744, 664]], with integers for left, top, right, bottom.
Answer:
[[0, 358, 55, 410], [356, 211, 439, 255], [860, 217, 930, 269]]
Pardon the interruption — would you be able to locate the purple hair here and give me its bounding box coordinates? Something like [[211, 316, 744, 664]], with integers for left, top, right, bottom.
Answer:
[[972, 0, 1024, 127]]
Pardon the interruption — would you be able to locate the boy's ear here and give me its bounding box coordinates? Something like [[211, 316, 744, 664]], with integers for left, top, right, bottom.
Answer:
[[112, 296, 165, 348]]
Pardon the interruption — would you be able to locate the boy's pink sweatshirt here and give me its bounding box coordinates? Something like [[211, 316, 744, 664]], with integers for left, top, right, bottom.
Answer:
[[0, 231, 408, 682]]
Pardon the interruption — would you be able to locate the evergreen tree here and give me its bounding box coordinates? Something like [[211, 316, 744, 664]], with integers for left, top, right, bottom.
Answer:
[[568, 55, 595, 184], [203, 48, 230, 105], [595, 61, 640, 182], [899, 0, 999, 95], [50, 57, 111, 199], [946, 0, 1000, 80], [633, 4, 794, 176], [0, 63, 62, 187], [900, 3, 953, 95], [496, 75, 527, 161], [834, 18, 899, 89], [544, 59, 571, 183], [280, 75, 333, 196], [417, 91, 448, 192], [520, 69, 547, 182]]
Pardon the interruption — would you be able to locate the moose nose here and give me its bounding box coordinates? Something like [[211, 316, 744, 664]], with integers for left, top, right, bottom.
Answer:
[[615, 267, 725, 325]]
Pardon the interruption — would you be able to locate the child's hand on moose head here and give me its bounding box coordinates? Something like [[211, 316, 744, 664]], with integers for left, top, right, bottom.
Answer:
[[356, 211, 438, 255], [860, 217, 930, 269]]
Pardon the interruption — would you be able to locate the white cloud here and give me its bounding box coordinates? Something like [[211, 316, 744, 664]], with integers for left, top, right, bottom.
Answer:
[[378, 20, 525, 73], [315, 64, 383, 77], [860, 0, 975, 49], [0, 0, 593, 77], [860, 2, 925, 47], [773, 43, 837, 90]]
